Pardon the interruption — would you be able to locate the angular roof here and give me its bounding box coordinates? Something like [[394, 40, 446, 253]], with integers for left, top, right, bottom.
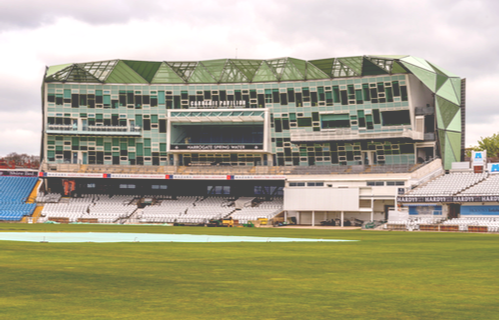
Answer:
[[44, 55, 461, 85]]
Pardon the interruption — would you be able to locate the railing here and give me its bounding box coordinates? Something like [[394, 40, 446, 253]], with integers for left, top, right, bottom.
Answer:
[[40, 161, 434, 176], [46, 125, 142, 134], [290, 127, 423, 142]]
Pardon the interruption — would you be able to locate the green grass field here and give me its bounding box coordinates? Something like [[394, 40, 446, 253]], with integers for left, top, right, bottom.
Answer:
[[0, 223, 497, 320]]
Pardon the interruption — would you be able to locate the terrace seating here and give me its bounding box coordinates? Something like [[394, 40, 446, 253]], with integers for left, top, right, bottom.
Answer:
[[36, 192, 62, 203], [139, 196, 236, 224], [442, 217, 499, 232], [39, 194, 139, 223], [0, 176, 38, 221], [406, 172, 489, 196], [457, 175, 499, 196], [385, 216, 499, 232], [230, 198, 283, 224]]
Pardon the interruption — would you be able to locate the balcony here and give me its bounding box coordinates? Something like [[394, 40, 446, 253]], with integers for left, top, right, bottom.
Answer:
[[415, 106, 435, 116], [290, 127, 424, 142], [46, 125, 142, 136]]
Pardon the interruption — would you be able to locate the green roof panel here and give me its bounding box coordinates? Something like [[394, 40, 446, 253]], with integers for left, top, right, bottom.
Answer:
[[444, 131, 456, 169], [219, 60, 250, 83], [44, 56, 460, 85], [188, 64, 217, 83], [390, 61, 408, 74], [401, 56, 434, 72], [200, 59, 227, 82], [105, 60, 148, 84], [365, 57, 393, 74], [427, 61, 459, 78], [447, 110, 462, 132], [305, 62, 330, 79], [78, 60, 118, 82], [65, 65, 102, 83], [435, 73, 448, 91], [151, 62, 184, 83], [267, 58, 288, 80], [252, 62, 278, 82], [122, 60, 162, 83], [436, 79, 460, 105], [45, 65, 74, 82], [437, 96, 460, 129], [46, 63, 72, 77], [230, 60, 262, 81], [167, 62, 198, 82], [338, 56, 363, 75], [447, 130, 462, 161], [401, 62, 436, 92], [281, 59, 306, 81], [362, 57, 389, 76], [309, 58, 335, 77], [449, 78, 462, 104], [288, 58, 307, 78]]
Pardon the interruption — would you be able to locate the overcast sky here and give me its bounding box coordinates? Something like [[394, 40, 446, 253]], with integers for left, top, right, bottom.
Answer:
[[0, 0, 497, 156]]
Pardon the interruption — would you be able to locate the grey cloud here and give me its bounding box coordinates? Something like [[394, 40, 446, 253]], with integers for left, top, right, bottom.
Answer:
[[0, 0, 165, 31]]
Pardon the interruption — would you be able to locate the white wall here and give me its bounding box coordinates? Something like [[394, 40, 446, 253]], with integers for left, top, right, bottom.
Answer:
[[284, 188, 359, 211]]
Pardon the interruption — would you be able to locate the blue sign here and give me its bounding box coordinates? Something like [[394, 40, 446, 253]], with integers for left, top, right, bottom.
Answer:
[[461, 205, 499, 216], [490, 163, 499, 173]]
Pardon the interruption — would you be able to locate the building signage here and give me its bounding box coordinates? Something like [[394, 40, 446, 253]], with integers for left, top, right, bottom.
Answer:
[[460, 205, 499, 215], [488, 163, 499, 173], [39, 172, 286, 180], [234, 175, 286, 180], [472, 151, 486, 165], [172, 144, 262, 150], [0, 170, 38, 177], [189, 100, 246, 108], [397, 196, 499, 203]]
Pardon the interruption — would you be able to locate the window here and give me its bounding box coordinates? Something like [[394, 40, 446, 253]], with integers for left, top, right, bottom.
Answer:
[[307, 182, 324, 187], [152, 185, 168, 190], [297, 118, 312, 127], [321, 114, 350, 129], [381, 110, 411, 126], [387, 181, 405, 186], [289, 182, 306, 187], [367, 181, 384, 186]]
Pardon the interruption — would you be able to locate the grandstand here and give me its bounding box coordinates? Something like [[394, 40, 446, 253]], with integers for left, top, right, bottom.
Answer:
[[391, 169, 499, 232], [0, 54, 487, 229], [0, 175, 38, 221]]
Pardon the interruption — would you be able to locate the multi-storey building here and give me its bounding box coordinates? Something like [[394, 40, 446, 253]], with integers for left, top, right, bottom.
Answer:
[[39, 55, 466, 224]]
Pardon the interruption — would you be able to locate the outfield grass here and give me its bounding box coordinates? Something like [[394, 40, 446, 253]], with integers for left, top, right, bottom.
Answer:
[[0, 223, 497, 320]]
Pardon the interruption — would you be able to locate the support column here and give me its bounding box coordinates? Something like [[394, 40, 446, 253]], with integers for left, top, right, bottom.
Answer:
[[297, 212, 300, 225], [370, 198, 374, 222], [267, 154, 273, 166], [173, 154, 180, 166], [341, 211, 344, 227], [284, 211, 287, 223], [312, 211, 315, 226]]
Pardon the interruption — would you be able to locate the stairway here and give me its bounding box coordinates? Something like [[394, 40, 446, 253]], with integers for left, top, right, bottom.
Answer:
[[31, 206, 44, 223], [26, 180, 41, 204]]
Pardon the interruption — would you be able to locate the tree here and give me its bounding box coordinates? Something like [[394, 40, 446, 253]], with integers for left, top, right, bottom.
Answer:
[[470, 133, 499, 159]]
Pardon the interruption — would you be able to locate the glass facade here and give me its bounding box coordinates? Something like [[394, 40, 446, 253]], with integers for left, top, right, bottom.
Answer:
[[42, 56, 464, 169]]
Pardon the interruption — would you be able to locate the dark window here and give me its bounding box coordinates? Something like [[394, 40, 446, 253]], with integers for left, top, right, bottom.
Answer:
[[381, 110, 411, 126], [340, 91, 348, 105], [159, 120, 166, 133], [298, 118, 312, 127], [373, 109, 381, 124], [143, 119, 151, 130]]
